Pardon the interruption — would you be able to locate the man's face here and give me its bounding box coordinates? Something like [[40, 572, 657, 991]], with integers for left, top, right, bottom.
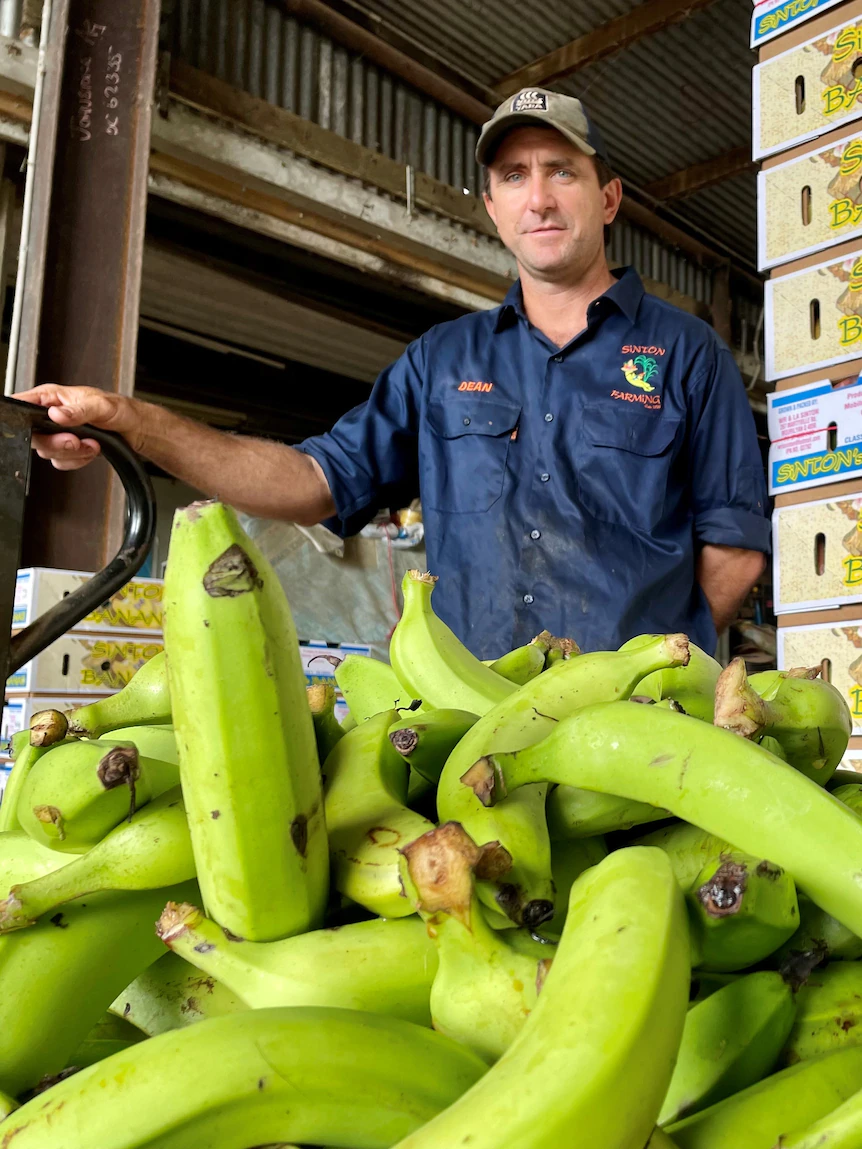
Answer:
[[483, 126, 621, 283]]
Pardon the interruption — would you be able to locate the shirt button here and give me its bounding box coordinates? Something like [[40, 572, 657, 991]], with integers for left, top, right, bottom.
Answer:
[[540, 472, 550, 482], [553, 354, 563, 362], [530, 529, 541, 540], [463, 417, 471, 426], [544, 413, 554, 423], [523, 594, 534, 605]]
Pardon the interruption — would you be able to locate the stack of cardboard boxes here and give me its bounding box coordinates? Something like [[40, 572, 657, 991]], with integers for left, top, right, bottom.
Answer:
[[755, 0, 862, 768], [1, 569, 166, 792]]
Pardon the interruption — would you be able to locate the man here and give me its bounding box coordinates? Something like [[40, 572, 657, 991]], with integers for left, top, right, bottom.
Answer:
[[19, 89, 768, 659]]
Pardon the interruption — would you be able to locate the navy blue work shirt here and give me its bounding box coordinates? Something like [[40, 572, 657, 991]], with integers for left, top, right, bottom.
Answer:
[[298, 267, 769, 659]]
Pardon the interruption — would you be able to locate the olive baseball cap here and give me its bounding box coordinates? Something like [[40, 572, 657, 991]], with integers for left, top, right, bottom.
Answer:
[[476, 88, 610, 167]]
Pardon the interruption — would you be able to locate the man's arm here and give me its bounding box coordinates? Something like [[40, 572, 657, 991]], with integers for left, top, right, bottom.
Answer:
[[17, 384, 335, 525], [697, 544, 766, 636]]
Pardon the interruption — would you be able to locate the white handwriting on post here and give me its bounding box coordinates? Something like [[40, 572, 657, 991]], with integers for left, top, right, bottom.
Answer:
[[71, 20, 105, 141], [104, 48, 122, 137]]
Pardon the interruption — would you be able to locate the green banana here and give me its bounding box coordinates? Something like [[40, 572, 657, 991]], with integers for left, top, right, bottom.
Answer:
[[469, 701, 862, 941], [334, 653, 419, 722], [28, 708, 68, 747], [392, 846, 690, 1149], [829, 769, 862, 789], [66, 1012, 146, 1069], [780, 963, 862, 1066], [164, 501, 328, 942], [0, 732, 61, 834], [307, 682, 344, 764], [547, 783, 669, 839], [0, 827, 69, 886], [689, 972, 740, 1005], [0, 879, 198, 1097], [775, 1083, 862, 1148], [66, 650, 171, 737], [18, 735, 179, 854], [667, 1047, 862, 1149], [486, 635, 549, 686], [399, 823, 551, 1062], [437, 633, 690, 928], [158, 899, 437, 1026], [620, 635, 722, 722], [549, 834, 607, 930], [0, 1007, 487, 1149], [0, 1088, 17, 1119], [631, 823, 799, 969], [773, 789, 862, 970], [390, 570, 516, 713], [0, 785, 194, 931], [17, 737, 179, 853], [687, 851, 798, 971], [103, 724, 178, 764], [324, 709, 434, 916], [658, 971, 796, 1125], [713, 659, 851, 784], [110, 951, 247, 1036], [388, 708, 479, 783], [649, 1132, 681, 1149], [537, 630, 581, 668], [833, 782, 862, 816], [634, 823, 733, 891], [777, 894, 862, 974]]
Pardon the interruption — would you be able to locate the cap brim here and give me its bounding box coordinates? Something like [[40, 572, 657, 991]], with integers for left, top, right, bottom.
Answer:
[[475, 113, 598, 166]]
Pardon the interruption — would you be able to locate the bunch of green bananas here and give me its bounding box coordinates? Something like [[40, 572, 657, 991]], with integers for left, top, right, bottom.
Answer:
[[3, 524, 862, 1148]]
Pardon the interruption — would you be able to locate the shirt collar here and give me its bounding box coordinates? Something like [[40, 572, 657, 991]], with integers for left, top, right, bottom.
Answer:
[[493, 266, 645, 333]]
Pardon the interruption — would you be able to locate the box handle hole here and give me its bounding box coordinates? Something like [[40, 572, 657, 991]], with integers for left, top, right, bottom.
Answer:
[[815, 531, 826, 575], [795, 74, 805, 114], [810, 298, 821, 339], [828, 420, 838, 450], [801, 184, 812, 225], [821, 657, 832, 683]]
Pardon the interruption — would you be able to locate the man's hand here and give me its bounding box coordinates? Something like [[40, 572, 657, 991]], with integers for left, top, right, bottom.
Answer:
[[15, 384, 146, 471], [697, 544, 767, 636], [16, 382, 336, 526]]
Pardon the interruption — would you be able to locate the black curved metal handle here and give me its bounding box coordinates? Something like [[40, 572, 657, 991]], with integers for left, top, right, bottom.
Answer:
[[8, 411, 156, 675]]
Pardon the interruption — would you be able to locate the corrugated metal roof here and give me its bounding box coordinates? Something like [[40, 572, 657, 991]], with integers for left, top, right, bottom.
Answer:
[[352, 0, 758, 262]]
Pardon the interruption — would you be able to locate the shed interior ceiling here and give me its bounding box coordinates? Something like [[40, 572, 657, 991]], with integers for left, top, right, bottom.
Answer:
[[347, 0, 757, 265]]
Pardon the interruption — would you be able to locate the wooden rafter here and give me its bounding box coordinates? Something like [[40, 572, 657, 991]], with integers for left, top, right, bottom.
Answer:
[[494, 0, 719, 98], [643, 146, 756, 201]]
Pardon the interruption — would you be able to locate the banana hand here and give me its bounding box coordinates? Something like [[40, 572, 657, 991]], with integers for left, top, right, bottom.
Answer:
[[0, 1007, 487, 1148]]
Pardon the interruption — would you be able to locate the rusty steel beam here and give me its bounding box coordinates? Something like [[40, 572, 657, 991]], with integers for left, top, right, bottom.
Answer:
[[12, 0, 160, 571], [643, 145, 756, 202], [494, 0, 719, 98], [277, 0, 494, 124]]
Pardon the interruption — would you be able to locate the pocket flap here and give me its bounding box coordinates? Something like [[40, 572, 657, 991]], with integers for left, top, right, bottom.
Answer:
[[585, 409, 681, 457], [427, 399, 521, 439]]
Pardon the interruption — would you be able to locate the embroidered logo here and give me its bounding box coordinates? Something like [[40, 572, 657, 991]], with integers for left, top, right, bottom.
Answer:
[[620, 355, 660, 394], [511, 90, 548, 113], [458, 380, 494, 392], [610, 389, 661, 410]]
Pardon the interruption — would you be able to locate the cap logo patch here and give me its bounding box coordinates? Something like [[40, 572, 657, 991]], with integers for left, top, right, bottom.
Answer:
[[511, 90, 547, 112]]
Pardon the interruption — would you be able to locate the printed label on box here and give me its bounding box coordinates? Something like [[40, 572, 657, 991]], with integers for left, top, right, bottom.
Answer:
[[754, 17, 862, 159], [765, 250, 862, 379], [774, 495, 862, 612], [752, 0, 847, 47], [13, 568, 164, 634], [299, 641, 369, 722], [779, 620, 862, 732], [767, 375, 862, 492], [7, 635, 164, 694], [758, 131, 862, 269]]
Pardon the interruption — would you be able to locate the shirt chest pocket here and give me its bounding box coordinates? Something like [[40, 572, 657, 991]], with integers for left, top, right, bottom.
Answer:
[[576, 409, 682, 532], [422, 399, 521, 514]]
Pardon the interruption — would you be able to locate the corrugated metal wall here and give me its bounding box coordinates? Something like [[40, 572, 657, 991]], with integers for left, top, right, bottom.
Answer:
[[172, 0, 760, 313], [174, 0, 482, 195]]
